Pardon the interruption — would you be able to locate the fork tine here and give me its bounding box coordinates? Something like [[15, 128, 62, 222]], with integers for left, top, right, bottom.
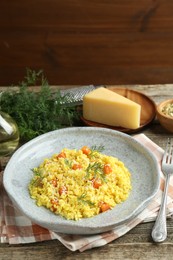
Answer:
[[170, 138, 173, 165], [163, 138, 173, 164], [162, 138, 170, 163]]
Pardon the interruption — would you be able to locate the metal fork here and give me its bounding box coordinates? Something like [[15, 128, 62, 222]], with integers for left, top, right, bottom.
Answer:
[[151, 138, 173, 242]]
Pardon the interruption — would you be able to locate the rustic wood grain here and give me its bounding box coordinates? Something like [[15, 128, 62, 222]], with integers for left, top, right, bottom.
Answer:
[[0, 84, 173, 259], [1, 1, 173, 85]]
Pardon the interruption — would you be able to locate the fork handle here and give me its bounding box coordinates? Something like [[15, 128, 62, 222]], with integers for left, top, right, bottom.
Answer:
[[151, 174, 170, 242]]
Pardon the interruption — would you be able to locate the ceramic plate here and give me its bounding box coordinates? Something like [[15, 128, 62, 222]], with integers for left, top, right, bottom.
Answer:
[[3, 127, 160, 235], [81, 87, 156, 133]]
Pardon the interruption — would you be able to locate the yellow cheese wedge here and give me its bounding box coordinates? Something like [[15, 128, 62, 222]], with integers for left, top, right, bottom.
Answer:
[[83, 87, 141, 129]]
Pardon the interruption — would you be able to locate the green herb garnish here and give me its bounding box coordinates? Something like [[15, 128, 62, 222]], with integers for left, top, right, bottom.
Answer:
[[89, 145, 105, 158], [31, 168, 43, 186], [85, 162, 102, 179], [78, 193, 95, 206], [86, 162, 103, 174], [85, 161, 106, 182], [91, 145, 104, 153], [0, 68, 80, 141], [64, 158, 72, 168]]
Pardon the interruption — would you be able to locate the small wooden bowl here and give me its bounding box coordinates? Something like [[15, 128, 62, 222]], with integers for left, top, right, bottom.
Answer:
[[156, 99, 173, 133]]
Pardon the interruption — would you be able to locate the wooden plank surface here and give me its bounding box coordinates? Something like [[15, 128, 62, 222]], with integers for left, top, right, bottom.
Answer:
[[1, 1, 173, 85], [1, 84, 173, 259]]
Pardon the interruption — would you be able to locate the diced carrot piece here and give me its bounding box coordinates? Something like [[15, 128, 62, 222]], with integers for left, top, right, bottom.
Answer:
[[103, 164, 112, 174], [81, 146, 91, 155], [72, 163, 82, 170], [99, 202, 111, 212], [92, 178, 102, 189], [51, 198, 59, 205], [59, 186, 68, 195], [57, 151, 66, 159], [51, 198, 59, 211]]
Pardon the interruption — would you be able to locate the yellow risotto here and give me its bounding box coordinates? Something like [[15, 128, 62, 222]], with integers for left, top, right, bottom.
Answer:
[[28, 146, 132, 220]]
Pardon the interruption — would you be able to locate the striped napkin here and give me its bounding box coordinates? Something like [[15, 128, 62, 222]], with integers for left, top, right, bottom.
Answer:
[[1, 134, 173, 252]]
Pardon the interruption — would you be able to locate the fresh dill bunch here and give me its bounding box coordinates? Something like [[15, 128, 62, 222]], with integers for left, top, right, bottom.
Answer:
[[0, 68, 81, 141]]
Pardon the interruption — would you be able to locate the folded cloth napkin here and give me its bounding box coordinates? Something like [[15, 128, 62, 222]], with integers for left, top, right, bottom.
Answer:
[[1, 134, 173, 252]]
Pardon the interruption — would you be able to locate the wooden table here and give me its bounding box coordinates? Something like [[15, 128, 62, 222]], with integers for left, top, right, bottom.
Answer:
[[2, 1, 173, 86], [1, 84, 173, 260]]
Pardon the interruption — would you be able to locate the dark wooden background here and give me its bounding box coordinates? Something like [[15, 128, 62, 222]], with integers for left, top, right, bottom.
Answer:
[[1, 0, 173, 86]]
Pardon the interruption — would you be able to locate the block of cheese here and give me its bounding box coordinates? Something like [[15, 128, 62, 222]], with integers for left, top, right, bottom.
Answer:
[[83, 87, 141, 129]]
